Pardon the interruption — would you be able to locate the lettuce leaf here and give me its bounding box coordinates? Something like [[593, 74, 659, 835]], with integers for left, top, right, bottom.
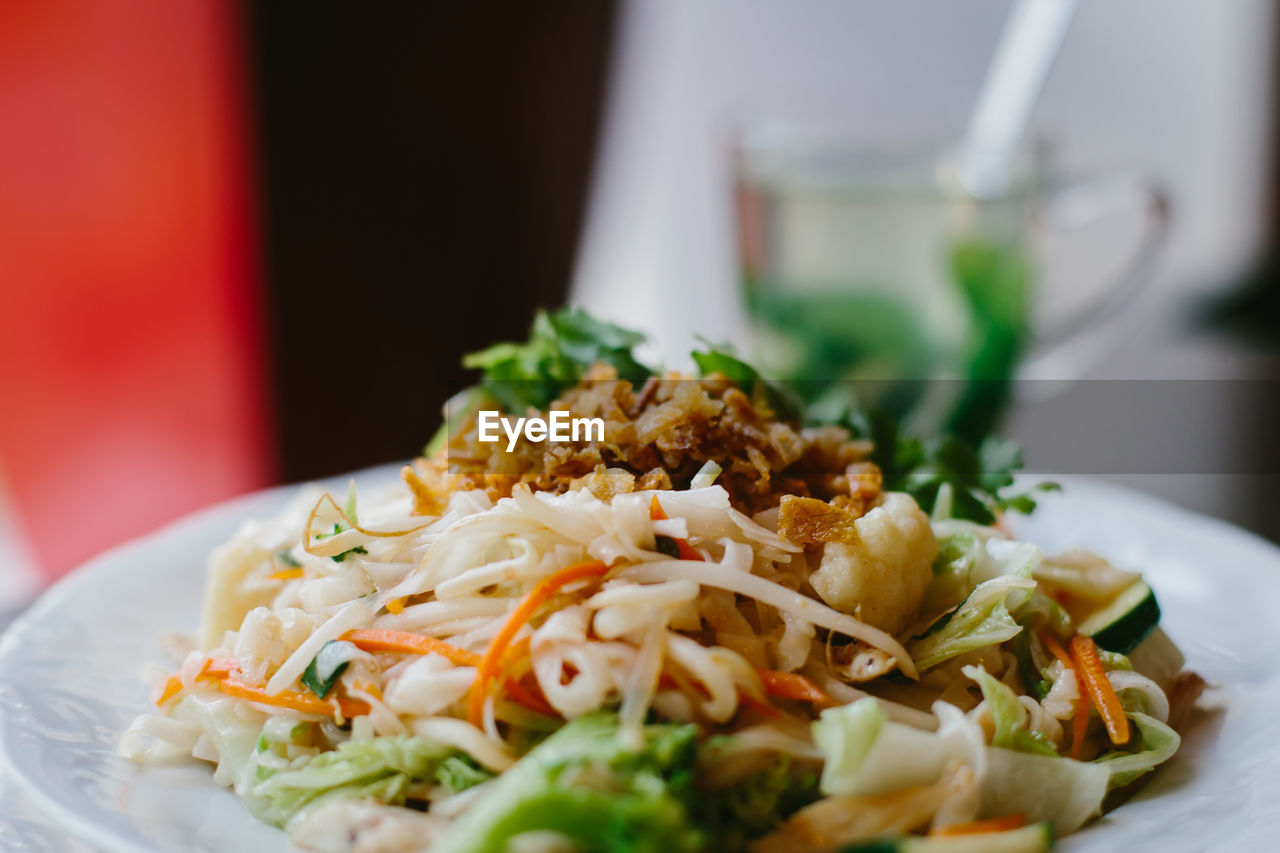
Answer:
[[810, 696, 1110, 836], [435, 754, 495, 794], [694, 754, 819, 851], [980, 745, 1110, 834], [434, 712, 704, 853], [812, 699, 958, 797], [252, 735, 452, 827], [909, 575, 1035, 670], [962, 665, 1057, 757], [1094, 712, 1180, 790]]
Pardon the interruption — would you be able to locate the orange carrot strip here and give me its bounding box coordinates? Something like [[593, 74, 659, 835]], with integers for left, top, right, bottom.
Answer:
[[503, 679, 558, 717], [345, 629, 555, 717], [504, 636, 533, 665], [755, 668, 831, 706], [658, 670, 782, 718], [489, 636, 558, 717], [204, 657, 238, 678], [219, 678, 370, 719], [155, 656, 241, 706], [1071, 633, 1130, 746], [155, 677, 184, 705], [344, 629, 480, 667], [675, 539, 704, 561], [649, 496, 704, 561], [1040, 630, 1090, 758], [737, 691, 783, 719], [468, 560, 610, 727], [1038, 631, 1071, 670], [268, 567, 305, 581], [931, 812, 1027, 836]]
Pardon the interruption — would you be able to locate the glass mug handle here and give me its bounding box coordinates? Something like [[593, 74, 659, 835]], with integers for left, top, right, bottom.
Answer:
[[1018, 172, 1171, 382]]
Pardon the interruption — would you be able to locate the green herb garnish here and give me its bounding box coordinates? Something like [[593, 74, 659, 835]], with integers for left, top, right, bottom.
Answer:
[[445, 306, 1054, 524], [318, 523, 368, 563], [461, 308, 653, 413], [301, 640, 353, 699]]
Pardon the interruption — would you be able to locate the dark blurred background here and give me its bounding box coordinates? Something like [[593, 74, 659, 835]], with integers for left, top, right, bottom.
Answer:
[[251, 2, 615, 481], [0, 0, 1276, 592]]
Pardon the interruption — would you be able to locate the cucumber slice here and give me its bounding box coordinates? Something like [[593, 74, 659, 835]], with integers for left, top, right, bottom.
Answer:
[[1078, 581, 1159, 654], [838, 823, 1054, 853]]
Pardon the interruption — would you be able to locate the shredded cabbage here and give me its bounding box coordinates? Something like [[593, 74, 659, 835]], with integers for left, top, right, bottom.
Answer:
[[979, 745, 1110, 834], [909, 575, 1035, 670], [253, 734, 454, 827], [1094, 712, 1180, 790], [813, 699, 959, 797], [434, 713, 704, 853], [962, 665, 1057, 757]]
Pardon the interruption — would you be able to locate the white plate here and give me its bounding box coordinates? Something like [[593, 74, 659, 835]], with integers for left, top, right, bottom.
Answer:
[[1, 469, 1278, 851]]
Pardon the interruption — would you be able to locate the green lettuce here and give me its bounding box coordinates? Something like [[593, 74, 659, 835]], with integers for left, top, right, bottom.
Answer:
[[461, 308, 652, 413], [434, 712, 704, 853], [909, 574, 1035, 670], [810, 696, 1111, 836], [1094, 712, 1180, 790], [693, 752, 819, 851], [252, 734, 453, 827], [981, 745, 1111, 834], [435, 754, 495, 793], [812, 699, 956, 797], [962, 665, 1057, 757]]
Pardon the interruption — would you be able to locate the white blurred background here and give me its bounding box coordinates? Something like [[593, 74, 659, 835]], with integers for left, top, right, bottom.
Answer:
[[572, 0, 1279, 536]]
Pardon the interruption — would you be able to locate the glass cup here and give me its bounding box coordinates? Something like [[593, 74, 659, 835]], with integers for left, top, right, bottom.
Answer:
[[733, 127, 1168, 440]]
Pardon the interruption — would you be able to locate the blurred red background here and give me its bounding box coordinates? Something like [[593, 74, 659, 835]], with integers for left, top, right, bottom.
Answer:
[[0, 2, 608, 583], [0, 0, 271, 578]]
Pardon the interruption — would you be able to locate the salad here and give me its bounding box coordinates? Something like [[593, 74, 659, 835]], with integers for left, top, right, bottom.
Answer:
[[121, 309, 1203, 853]]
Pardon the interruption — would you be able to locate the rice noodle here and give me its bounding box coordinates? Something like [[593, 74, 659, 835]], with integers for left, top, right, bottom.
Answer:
[[618, 543, 917, 678], [129, 438, 1188, 851], [266, 600, 372, 695], [410, 717, 515, 772], [1108, 670, 1170, 722], [618, 607, 669, 744], [374, 597, 512, 632]]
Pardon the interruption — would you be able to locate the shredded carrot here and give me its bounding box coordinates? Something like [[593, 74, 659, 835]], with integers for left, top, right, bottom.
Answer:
[[755, 668, 831, 706], [674, 539, 704, 561], [1039, 631, 1073, 671], [503, 679, 557, 717], [467, 560, 610, 727], [343, 629, 480, 667], [384, 597, 406, 615], [1070, 633, 1130, 746], [658, 671, 782, 719], [737, 692, 783, 719], [649, 496, 704, 561], [1040, 630, 1090, 759], [156, 677, 182, 705], [344, 628, 557, 717], [219, 678, 370, 719], [268, 567, 305, 581], [352, 680, 383, 701], [931, 812, 1027, 836], [156, 656, 240, 706]]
